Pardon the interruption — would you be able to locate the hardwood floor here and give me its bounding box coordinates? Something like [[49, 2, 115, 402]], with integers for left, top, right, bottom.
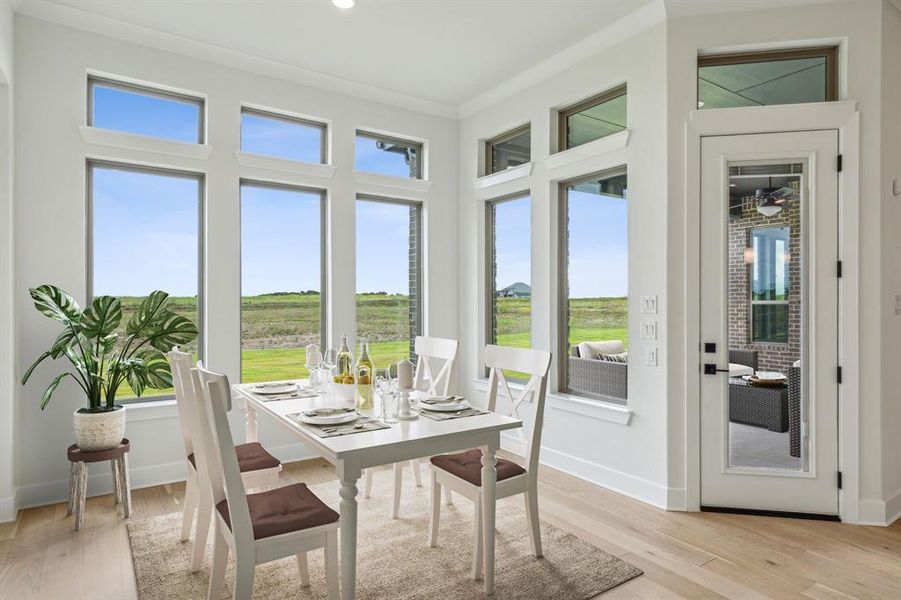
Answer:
[[2, 457, 900, 599]]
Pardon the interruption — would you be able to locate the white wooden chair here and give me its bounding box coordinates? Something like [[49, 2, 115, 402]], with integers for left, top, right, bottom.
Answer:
[[193, 364, 339, 600], [167, 349, 282, 573], [427, 344, 551, 580], [363, 336, 459, 518]]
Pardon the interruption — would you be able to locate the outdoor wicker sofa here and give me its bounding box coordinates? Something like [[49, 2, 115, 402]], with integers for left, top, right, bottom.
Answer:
[[568, 344, 627, 402]]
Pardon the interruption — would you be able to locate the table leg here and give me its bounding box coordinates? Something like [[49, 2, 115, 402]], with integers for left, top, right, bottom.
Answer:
[[245, 398, 258, 443], [481, 438, 499, 595], [337, 460, 361, 600]]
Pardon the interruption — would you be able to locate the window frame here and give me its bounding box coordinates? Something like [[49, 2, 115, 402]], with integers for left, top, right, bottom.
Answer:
[[238, 180, 328, 383], [484, 124, 531, 176], [86, 159, 206, 403], [557, 166, 629, 403], [557, 84, 627, 152], [87, 75, 206, 144], [240, 106, 328, 165], [355, 194, 424, 358], [354, 131, 424, 179], [697, 46, 838, 108], [749, 225, 791, 345]]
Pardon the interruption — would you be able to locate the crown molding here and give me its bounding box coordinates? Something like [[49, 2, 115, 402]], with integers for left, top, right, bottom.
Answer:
[[13, 0, 458, 120]]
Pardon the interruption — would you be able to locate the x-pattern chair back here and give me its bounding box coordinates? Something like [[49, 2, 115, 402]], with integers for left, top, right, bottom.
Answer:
[[414, 336, 459, 396]]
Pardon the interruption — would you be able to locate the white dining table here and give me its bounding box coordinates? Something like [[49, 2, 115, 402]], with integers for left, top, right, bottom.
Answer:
[[232, 381, 522, 599]]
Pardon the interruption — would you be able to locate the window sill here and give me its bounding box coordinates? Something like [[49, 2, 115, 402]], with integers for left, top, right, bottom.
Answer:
[[470, 378, 633, 425], [354, 171, 433, 193], [235, 152, 337, 179], [474, 162, 532, 190], [123, 398, 179, 423], [545, 129, 630, 171], [79, 125, 213, 160]]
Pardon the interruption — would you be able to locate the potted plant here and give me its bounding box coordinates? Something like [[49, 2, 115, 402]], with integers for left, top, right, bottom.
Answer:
[[21, 285, 198, 451]]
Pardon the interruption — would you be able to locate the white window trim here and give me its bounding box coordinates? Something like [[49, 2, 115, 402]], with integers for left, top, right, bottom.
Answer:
[[474, 162, 533, 190], [236, 151, 337, 179], [80, 125, 213, 160], [545, 129, 630, 172]]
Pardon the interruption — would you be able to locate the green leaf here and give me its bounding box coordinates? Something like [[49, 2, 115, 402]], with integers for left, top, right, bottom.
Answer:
[[81, 296, 122, 338], [140, 349, 173, 389], [126, 291, 170, 336], [123, 358, 147, 398], [21, 350, 52, 385], [98, 334, 118, 356], [49, 327, 77, 358], [145, 311, 198, 352], [40, 373, 71, 410], [29, 285, 81, 325]]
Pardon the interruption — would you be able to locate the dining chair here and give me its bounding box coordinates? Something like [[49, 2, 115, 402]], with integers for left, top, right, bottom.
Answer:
[[363, 335, 459, 518], [427, 344, 551, 580], [193, 364, 340, 600], [167, 348, 282, 573]]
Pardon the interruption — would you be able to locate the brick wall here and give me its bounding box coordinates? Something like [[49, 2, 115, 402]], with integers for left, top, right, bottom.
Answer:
[[728, 196, 801, 374]]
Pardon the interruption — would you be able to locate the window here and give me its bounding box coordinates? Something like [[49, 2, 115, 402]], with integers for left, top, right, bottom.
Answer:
[[240, 108, 327, 164], [355, 196, 422, 365], [88, 162, 202, 400], [698, 46, 837, 110], [750, 226, 790, 343], [559, 168, 628, 402], [88, 76, 204, 143], [485, 125, 530, 175], [486, 194, 531, 379], [558, 85, 626, 151], [240, 182, 325, 383], [355, 131, 422, 179]]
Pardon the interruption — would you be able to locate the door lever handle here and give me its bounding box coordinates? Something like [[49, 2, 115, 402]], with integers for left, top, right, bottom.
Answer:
[[703, 364, 729, 375]]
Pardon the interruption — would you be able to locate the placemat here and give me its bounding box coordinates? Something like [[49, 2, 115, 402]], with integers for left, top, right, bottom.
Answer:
[[286, 414, 391, 438], [418, 407, 488, 421]]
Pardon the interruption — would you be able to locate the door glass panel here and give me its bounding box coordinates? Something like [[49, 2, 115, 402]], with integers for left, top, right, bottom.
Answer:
[[726, 161, 807, 471]]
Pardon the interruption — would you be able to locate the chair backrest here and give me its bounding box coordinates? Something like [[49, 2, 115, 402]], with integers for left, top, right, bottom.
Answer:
[[166, 347, 197, 458], [192, 364, 254, 544], [413, 336, 459, 396], [484, 345, 551, 475]]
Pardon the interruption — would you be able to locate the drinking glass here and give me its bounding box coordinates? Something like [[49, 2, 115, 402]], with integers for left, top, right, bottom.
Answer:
[[322, 348, 338, 377], [382, 391, 399, 424]]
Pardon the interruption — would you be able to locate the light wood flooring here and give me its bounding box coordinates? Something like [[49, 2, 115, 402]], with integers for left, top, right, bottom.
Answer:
[[2, 457, 900, 599]]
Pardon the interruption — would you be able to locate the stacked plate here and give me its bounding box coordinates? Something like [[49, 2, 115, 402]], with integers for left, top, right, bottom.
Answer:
[[418, 396, 470, 412], [250, 382, 299, 395], [296, 407, 359, 425]]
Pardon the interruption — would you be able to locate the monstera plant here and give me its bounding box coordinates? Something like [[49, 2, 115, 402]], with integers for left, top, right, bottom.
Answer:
[[21, 285, 198, 450]]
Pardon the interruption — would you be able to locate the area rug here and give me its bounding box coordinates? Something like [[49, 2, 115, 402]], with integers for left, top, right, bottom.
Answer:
[[127, 469, 642, 599]]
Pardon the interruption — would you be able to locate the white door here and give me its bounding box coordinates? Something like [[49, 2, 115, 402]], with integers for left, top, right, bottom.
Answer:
[[700, 130, 839, 517]]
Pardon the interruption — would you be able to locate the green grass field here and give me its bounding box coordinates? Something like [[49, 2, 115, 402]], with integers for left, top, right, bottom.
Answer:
[[117, 293, 627, 398]]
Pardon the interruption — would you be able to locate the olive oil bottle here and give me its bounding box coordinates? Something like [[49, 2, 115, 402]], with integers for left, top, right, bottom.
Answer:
[[355, 338, 374, 411]]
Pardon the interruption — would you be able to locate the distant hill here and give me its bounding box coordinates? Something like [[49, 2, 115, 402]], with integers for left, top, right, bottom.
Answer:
[[497, 282, 531, 298]]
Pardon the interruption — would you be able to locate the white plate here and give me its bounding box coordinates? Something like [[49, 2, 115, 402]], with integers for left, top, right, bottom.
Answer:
[[755, 371, 787, 381], [252, 382, 299, 395], [297, 409, 359, 426], [420, 400, 470, 412]]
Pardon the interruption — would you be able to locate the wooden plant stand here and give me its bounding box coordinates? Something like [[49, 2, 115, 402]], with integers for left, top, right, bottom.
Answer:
[[66, 438, 131, 531]]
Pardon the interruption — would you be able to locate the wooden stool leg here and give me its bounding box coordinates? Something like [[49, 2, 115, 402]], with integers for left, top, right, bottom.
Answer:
[[75, 462, 88, 531], [110, 459, 121, 505], [119, 454, 132, 519], [67, 462, 76, 516]]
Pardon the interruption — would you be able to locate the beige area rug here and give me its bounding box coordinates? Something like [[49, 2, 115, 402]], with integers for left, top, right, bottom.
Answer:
[[127, 470, 642, 599]]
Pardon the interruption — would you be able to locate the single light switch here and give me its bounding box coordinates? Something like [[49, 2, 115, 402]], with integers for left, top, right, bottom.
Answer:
[[647, 348, 658, 367]]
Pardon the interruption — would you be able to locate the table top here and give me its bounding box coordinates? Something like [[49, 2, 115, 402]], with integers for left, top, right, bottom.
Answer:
[[233, 380, 522, 463]]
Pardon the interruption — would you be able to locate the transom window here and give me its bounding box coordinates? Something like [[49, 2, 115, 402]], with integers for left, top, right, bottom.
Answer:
[[355, 131, 423, 179], [485, 125, 530, 175], [88, 76, 204, 144], [240, 107, 327, 164], [698, 46, 838, 110], [558, 85, 627, 151]]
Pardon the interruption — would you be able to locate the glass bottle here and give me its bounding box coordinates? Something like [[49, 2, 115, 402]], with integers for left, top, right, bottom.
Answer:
[[336, 334, 353, 383], [355, 338, 375, 411]]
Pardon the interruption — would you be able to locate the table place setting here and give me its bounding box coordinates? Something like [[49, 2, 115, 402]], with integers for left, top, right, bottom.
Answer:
[[287, 407, 391, 438], [416, 394, 488, 421], [247, 380, 319, 401]]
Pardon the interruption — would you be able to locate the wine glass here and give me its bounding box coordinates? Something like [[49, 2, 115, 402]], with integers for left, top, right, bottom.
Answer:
[[322, 348, 337, 378]]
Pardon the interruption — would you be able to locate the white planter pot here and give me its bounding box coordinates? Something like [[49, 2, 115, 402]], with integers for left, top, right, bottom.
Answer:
[[73, 406, 126, 451]]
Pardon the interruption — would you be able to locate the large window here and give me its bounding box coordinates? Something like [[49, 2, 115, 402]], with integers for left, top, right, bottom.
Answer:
[[355, 197, 422, 366], [89, 162, 202, 400], [355, 131, 423, 179], [558, 85, 627, 151], [240, 182, 325, 383], [486, 194, 532, 362], [750, 226, 790, 343], [698, 46, 837, 110], [559, 168, 628, 402], [485, 125, 531, 175], [88, 76, 204, 143], [240, 107, 327, 164]]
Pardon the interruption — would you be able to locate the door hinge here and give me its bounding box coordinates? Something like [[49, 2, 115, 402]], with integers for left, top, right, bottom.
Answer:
[[837, 260, 843, 278], [837, 366, 843, 384], [837, 154, 843, 172], [837, 471, 843, 489]]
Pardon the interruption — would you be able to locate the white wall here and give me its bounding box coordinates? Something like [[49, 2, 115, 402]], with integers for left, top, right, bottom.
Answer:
[[12, 15, 458, 510]]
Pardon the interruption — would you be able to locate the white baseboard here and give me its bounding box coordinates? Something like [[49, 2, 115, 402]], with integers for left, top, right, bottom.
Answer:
[[857, 487, 901, 526], [13, 442, 316, 512], [0, 489, 17, 523]]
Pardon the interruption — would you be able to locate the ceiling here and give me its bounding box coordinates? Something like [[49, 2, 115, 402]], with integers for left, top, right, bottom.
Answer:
[[44, 0, 650, 109]]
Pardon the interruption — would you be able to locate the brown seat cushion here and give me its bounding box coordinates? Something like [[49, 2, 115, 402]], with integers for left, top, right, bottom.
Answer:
[[188, 442, 280, 473], [430, 449, 526, 486], [216, 483, 339, 540]]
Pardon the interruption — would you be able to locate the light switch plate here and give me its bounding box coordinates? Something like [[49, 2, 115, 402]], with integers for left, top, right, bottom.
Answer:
[[647, 348, 658, 367], [895, 294, 901, 316], [641, 320, 657, 340], [640, 295, 657, 314]]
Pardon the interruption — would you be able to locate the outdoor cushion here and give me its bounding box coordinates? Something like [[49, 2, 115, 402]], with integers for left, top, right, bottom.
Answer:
[[578, 340, 625, 359], [729, 363, 754, 378], [188, 441, 280, 472], [216, 482, 339, 540], [430, 449, 526, 486], [599, 352, 628, 364]]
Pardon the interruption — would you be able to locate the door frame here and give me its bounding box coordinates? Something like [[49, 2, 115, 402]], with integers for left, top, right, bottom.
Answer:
[[683, 101, 860, 523]]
